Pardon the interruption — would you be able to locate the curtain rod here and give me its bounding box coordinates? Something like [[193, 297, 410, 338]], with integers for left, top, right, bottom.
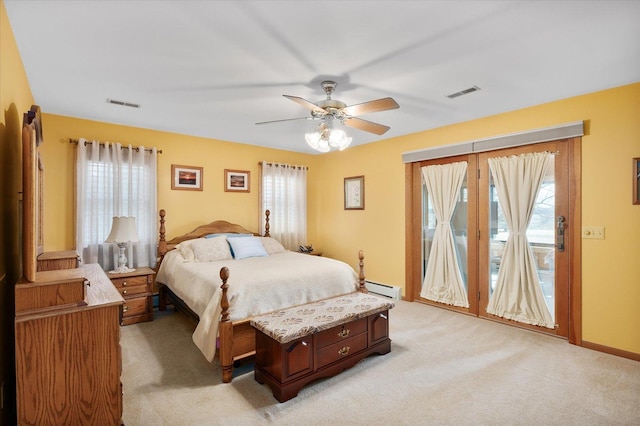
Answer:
[[259, 161, 308, 170], [69, 138, 162, 154]]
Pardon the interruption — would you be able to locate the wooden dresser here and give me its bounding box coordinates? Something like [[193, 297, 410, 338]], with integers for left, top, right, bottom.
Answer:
[[108, 267, 155, 325], [15, 263, 124, 425]]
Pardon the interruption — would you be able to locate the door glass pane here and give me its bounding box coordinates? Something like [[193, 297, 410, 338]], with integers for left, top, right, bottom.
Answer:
[[488, 161, 556, 319], [422, 172, 469, 290]]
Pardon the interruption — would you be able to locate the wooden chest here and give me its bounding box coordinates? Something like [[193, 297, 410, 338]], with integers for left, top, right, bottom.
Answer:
[[251, 292, 394, 402]]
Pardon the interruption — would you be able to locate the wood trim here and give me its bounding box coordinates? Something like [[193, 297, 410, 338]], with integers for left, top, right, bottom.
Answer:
[[581, 340, 640, 362], [404, 163, 415, 301], [568, 137, 582, 345]]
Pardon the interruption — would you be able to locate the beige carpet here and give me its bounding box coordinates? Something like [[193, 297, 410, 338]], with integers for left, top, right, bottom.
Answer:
[[121, 301, 640, 425]]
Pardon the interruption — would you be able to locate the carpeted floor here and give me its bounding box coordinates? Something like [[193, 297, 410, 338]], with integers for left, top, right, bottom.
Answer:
[[121, 300, 640, 425]]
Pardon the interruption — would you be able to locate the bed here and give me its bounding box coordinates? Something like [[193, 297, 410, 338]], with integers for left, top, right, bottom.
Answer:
[[155, 209, 367, 382]]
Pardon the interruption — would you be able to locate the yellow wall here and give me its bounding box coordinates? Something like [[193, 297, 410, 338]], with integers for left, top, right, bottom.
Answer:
[[314, 82, 640, 355], [0, 0, 35, 421], [41, 84, 640, 356], [39, 114, 320, 251]]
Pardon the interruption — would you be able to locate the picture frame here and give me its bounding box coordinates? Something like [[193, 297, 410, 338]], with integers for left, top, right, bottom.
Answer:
[[634, 157, 640, 205], [224, 169, 250, 192], [344, 175, 365, 210], [171, 164, 203, 191]]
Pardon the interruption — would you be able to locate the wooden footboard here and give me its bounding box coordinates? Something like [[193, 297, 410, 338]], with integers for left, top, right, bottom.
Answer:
[[156, 209, 367, 383]]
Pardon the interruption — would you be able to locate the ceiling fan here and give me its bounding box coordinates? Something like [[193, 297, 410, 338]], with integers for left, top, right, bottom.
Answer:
[[255, 80, 399, 136]]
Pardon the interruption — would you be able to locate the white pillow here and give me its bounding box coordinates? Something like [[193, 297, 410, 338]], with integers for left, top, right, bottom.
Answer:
[[175, 239, 199, 262], [191, 236, 233, 262], [227, 236, 268, 260], [260, 237, 286, 255]]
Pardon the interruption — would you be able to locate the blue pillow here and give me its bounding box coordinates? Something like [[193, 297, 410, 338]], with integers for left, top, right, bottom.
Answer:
[[227, 236, 268, 260]]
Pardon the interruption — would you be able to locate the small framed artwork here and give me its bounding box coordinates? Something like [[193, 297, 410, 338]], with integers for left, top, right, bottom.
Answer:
[[171, 164, 203, 191], [344, 175, 365, 210], [634, 158, 640, 205], [224, 169, 250, 192]]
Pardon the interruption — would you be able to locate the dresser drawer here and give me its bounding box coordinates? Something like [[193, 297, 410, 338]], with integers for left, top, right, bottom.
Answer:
[[316, 332, 368, 369], [122, 296, 148, 317], [315, 317, 367, 348]]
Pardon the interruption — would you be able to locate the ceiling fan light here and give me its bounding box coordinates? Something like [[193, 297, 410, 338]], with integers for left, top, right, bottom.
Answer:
[[305, 131, 321, 149], [317, 138, 330, 153]]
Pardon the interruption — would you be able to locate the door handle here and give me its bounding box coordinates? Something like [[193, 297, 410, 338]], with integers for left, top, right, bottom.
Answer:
[[556, 216, 565, 252]]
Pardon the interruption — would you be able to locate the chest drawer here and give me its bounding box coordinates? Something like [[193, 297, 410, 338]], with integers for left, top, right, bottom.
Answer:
[[315, 332, 368, 369], [315, 317, 367, 348]]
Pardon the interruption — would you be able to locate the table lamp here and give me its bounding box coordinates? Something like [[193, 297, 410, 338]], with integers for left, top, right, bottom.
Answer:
[[105, 216, 139, 273]]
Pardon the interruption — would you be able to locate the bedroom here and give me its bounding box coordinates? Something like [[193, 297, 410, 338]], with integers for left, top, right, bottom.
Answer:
[[1, 1, 639, 424]]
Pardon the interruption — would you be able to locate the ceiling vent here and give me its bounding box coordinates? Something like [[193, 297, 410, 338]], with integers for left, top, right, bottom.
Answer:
[[106, 98, 141, 108], [447, 86, 481, 99]]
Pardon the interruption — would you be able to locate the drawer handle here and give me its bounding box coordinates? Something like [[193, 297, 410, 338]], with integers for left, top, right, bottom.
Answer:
[[122, 281, 127, 286], [337, 329, 350, 338], [122, 289, 127, 295], [338, 346, 350, 356], [122, 304, 129, 313]]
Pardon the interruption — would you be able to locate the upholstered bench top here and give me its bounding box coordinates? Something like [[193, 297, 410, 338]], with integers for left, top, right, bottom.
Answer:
[[250, 292, 395, 344]]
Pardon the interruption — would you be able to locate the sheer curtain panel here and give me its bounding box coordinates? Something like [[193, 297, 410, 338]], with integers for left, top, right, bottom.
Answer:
[[486, 152, 554, 328], [260, 162, 307, 250], [76, 139, 158, 270], [420, 161, 469, 307]]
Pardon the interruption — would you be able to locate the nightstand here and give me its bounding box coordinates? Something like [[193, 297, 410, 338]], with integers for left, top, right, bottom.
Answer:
[[108, 267, 155, 325]]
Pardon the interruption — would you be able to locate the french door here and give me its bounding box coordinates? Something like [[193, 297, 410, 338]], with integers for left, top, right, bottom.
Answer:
[[406, 138, 580, 339]]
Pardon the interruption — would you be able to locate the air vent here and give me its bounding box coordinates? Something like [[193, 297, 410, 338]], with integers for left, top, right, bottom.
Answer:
[[447, 86, 481, 99], [106, 98, 141, 108]]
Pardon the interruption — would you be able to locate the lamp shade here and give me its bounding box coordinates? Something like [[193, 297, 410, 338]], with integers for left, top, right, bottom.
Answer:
[[105, 216, 140, 243]]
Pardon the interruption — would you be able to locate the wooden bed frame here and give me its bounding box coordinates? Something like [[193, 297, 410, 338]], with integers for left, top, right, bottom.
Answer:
[[155, 209, 367, 383]]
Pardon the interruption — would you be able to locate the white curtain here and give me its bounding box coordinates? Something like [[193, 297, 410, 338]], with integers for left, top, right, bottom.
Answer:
[[260, 162, 307, 250], [76, 139, 158, 270], [486, 152, 554, 328], [420, 161, 469, 308]]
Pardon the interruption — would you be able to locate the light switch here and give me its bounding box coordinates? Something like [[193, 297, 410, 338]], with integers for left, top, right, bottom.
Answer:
[[582, 226, 605, 239]]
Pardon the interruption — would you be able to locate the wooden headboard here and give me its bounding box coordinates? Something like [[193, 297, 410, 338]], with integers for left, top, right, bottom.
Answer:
[[157, 209, 271, 260]]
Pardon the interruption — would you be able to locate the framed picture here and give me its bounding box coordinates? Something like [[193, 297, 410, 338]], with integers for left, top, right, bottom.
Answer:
[[224, 169, 250, 192], [171, 164, 203, 191], [344, 175, 365, 210], [634, 157, 640, 205]]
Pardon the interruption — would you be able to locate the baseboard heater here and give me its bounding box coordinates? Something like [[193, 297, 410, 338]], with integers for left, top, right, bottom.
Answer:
[[364, 280, 402, 300]]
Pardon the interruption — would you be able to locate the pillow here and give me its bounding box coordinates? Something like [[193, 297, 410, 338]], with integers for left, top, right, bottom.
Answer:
[[259, 237, 286, 255], [191, 236, 233, 262], [204, 233, 252, 239], [175, 239, 199, 262], [227, 236, 268, 260]]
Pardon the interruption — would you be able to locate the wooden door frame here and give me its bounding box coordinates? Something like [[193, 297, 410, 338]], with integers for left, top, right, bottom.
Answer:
[[405, 137, 582, 345]]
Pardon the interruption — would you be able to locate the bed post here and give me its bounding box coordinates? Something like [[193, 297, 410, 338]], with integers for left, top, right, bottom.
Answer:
[[157, 209, 168, 311], [264, 209, 270, 237], [358, 250, 368, 293], [158, 209, 167, 258], [219, 267, 234, 383]]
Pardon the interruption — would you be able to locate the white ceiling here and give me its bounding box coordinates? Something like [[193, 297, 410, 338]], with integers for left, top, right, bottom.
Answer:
[[5, 1, 640, 154]]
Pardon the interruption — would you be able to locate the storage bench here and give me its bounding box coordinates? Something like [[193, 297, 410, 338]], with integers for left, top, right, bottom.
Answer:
[[250, 292, 395, 402]]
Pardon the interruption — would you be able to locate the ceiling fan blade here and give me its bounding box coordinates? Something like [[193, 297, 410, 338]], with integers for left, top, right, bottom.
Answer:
[[344, 117, 391, 135], [283, 95, 327, 114], [255, 117, 312, 125], [341, 97, 399, 117]]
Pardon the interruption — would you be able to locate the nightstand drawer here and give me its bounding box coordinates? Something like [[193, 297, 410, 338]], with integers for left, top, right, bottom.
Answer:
[[122, 297, 148, 317], [116, 284, 148, 298], [110, 275, 149, 289]]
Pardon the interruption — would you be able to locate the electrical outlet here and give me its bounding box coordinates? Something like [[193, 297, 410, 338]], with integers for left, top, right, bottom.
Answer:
[[582, 226, 605, 239]]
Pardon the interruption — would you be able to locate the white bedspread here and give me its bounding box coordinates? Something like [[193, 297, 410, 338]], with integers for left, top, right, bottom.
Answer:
[[156, 250, 359, 361]]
